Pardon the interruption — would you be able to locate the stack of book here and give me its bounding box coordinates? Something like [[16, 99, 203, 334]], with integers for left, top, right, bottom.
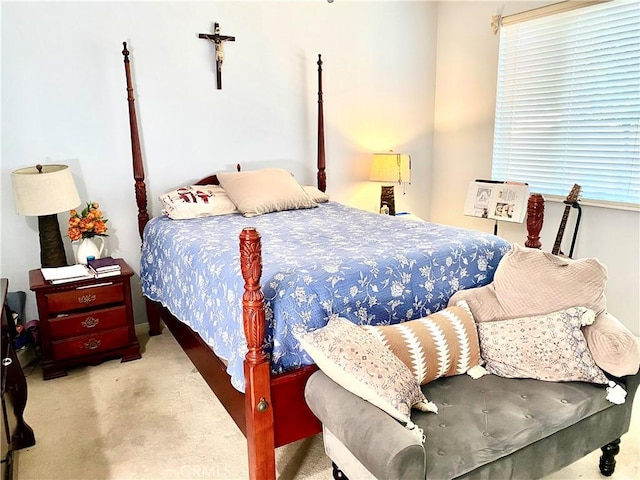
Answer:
[[87, 257, 121, 278]]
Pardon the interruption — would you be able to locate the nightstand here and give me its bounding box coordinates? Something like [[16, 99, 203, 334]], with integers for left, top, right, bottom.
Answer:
[[29, 258, 141, 380]]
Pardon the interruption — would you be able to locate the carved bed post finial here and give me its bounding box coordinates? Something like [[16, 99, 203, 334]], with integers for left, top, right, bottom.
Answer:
[[122, 42, 150, 241], [239, 227, 267, 365], [525, 193, 545, 249]]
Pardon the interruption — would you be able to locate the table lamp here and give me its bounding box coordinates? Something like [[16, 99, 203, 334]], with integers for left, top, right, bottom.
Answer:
[[369, 152, 411, 215], [11, 164, 81, 268]]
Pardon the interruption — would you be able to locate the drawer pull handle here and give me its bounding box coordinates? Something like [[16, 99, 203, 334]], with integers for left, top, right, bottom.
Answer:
[[84, 339, 102, 350], [81, 317, 100, 329], [78, 294, 97, 305]]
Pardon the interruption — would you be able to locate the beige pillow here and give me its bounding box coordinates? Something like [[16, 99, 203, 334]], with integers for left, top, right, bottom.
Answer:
[[362, 301, 482, 385], [159, 185, 239, 219], [449, 244, 608, 321], [296, 316, 437, 425], [477, 307, 609, 384], [302, 185, 329, 203], [583, 312, 640, 377], [217, 168, 317, 217]]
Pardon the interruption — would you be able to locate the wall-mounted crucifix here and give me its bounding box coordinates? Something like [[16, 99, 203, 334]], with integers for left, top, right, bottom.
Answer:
[[198, 22, 236, 90]]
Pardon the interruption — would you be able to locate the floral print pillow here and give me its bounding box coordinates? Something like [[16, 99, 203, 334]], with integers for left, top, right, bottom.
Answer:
[[477, 307, 609, 384], [296, 316, 438, 424]]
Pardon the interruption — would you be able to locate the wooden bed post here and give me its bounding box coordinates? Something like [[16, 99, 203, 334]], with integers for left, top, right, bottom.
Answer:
[[317, 54, 326, 193], [122, 42, 150, 241], [240, 228, 276, 480], [525, 193, 545, 249]]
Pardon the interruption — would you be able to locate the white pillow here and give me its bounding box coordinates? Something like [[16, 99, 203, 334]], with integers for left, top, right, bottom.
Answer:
[[159, 185, 239, 219], [217, 168, 317, 217], [296, 316, 437, 425]]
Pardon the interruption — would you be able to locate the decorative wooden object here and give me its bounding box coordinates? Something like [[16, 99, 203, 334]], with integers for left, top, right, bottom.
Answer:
[[525, 193, 544, 249], [199, 22, 236, 90]]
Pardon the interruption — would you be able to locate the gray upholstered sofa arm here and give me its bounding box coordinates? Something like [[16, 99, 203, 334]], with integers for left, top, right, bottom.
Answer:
[[305, 370, 426, 479]]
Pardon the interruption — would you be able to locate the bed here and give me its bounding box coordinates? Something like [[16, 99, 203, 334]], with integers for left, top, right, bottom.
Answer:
[[121, 43, 529, 479]]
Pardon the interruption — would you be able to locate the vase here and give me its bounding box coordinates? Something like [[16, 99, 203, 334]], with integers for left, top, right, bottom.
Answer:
[[75, 237, 105, 265]]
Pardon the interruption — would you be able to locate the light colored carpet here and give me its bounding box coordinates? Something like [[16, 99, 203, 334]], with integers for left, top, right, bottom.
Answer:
[[15, 325, 639, 480]]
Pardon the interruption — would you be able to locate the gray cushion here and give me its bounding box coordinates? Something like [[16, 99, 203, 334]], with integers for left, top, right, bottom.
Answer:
[[306, 371, 640, 480]]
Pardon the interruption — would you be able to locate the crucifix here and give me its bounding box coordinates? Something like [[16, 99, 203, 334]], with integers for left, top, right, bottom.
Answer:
[[199, 22, 236, 90]]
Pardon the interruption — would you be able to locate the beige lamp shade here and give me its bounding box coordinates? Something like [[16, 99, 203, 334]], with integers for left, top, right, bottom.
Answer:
[[370, 153, 411, 184], [11, 164, 81, 216]]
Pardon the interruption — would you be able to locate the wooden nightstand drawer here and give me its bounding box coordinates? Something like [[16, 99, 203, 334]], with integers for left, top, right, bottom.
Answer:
[[51, 327, 130, 362], [48, 305, 127, 341], [45, 283, 124, 314]]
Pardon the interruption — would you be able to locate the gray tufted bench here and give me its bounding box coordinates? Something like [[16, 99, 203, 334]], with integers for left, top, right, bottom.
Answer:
[[305, 369, 640, 479]]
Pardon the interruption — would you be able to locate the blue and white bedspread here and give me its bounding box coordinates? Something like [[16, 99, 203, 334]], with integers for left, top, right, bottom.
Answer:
[[140, 202, 510, 391]]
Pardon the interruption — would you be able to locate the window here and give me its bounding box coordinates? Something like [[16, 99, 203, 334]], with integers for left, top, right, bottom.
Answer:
[[492, 0, 639, 208]]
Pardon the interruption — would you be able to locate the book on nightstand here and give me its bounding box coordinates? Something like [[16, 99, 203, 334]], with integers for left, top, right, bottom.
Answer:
[[41, 264, 95, 284], [87, 256, 121, 278]]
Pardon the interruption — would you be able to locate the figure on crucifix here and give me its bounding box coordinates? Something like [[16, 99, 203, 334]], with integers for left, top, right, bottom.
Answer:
[[199, 22, 236, 90]]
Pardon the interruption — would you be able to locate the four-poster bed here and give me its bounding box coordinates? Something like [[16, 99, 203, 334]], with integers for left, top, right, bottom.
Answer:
[[121, 42, 532, 479]]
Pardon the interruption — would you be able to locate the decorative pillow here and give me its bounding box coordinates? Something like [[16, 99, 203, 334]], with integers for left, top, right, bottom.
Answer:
[[450, 244, 608, 321], [477, 307, 609, 384], [582, 312, 640, 377], [159, 184, 239, 219], [296, 316, 437, 425], [302, 185, 329, 203], [362, 301, 483, 385], [447, 245, 637, 378], [217, 168, 317, 217]]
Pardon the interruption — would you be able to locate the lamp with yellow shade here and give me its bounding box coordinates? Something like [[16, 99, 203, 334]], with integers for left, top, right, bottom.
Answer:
[[11, 164, 81, 268], [369, 152, 411, 215]]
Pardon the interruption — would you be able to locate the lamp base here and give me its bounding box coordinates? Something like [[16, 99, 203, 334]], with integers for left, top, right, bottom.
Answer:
[[38, 214, 68, 268], [380, 186, 396, 216]]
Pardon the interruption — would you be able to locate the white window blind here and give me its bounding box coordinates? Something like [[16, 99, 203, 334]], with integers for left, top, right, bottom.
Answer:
[[492, 0, 640, 207]]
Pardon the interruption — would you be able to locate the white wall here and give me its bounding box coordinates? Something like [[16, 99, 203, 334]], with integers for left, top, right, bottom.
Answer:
[[4, 1, 637, 336], [433, 1, 640, 334], [1, 1, 437, 323]]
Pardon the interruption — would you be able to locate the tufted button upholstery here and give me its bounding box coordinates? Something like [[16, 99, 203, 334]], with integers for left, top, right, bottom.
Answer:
[[306, 370, 640, 480], [412, 374, 622, 479]]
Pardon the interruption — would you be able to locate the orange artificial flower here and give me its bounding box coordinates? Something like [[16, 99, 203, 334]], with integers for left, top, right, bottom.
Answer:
[[67, 201, 109, 240]]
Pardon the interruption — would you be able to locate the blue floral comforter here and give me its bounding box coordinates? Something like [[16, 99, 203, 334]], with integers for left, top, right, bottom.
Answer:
[[140, 202, 510, 391]]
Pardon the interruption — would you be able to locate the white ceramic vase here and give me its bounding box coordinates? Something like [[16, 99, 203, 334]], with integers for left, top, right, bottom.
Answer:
[[75, 237, 105, 264]]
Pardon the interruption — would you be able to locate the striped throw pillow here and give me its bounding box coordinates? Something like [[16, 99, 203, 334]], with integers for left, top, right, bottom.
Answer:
[[363, 301, 482, 385]]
